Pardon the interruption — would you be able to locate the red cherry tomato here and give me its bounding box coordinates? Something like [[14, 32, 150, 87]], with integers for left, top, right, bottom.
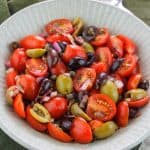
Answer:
[[117, 54, 138, 77], [90, 89, 99, 96], [6, 68, 17, 87], [13, 93, 26, 119], [26, 58, 48, 77], [70, 117, 93, 144], [91, 28, 109, 46], [131, 62, 141, 75], [26, 106, 47, 132], [20, 35, 46, 49], [127, 96, 149, 108], [108, 36, 124, 57], [117, 34, 136, 54], [51, 59, 67, 75], [91, 62, 108, 74], [73, 68, 96, 92], [89, 120, 103, 130], [10, 48, 27, 72], [116, 101, 129, 127], [62, 45, 87, 63], [86, 94, 116, 122], [127, 74, 142, 90], [48, 122, 73, 143], [96, 47, 112, 66], [45, 19, 73, 35], [44, 97, 67, 119], [16, 74, 38, 101]]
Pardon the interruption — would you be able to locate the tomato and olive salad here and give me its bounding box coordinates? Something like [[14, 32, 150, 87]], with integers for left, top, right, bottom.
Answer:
[[5, 17, 149, 143]]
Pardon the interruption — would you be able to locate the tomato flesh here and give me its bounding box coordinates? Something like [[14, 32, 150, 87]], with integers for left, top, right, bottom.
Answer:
[[91, 62, 108, 74]]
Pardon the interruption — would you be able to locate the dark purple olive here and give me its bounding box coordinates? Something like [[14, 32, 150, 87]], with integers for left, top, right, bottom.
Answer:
[[74, 91, 88, 102], [58, 42, 67, 52], [82, 26, 98, 41], [86, 52, 96, 66], [60, 119, 72, 131], [79, 95, 88, 110], [9, 41, 20, 51], [138, 80, 149, 90], [129, 108, 140, 119]]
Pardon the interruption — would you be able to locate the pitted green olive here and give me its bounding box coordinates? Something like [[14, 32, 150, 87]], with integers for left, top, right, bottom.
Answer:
[[82, 42, 94, 53], [26, 48, 46, 58]]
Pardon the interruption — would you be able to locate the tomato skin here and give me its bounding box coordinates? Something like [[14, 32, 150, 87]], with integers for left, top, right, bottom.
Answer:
[[127, 74, 142, 90], [44, 97, 67, 119], [13, 93, 26, 119], [116, 101, 129, 127], [6, 68, 17, 87], [70, 117, 93, 144], [51, 59, 67, 75], [96, 47, 112, 66], [117, 34, 136, 54], [10, 48, 27, 72], [91, 62, 108, 74], [91, 28, 109, 46], [26, 106, 47, 132], [127, 96, 149, 108], [16, 74, 39, 101], [86, 94, 116, 122], [63, 45, 87, 63], [89, 120, 103, 130], [48, 122, 73, 143], [20, 35, 46, 49]]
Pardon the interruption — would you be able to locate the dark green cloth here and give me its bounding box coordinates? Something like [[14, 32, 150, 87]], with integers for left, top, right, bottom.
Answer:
[[0, 0, 149, 149]]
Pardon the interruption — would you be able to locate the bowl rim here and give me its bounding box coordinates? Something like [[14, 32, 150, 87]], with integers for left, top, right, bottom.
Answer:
[[0, 0, 150, 149]]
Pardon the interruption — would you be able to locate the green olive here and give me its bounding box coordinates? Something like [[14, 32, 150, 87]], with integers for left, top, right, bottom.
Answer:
[[26, 48, 46, 58], [71, 103, 92, 121], [125, 88, 147, 100], [100, 80, 119, 103], [94, 121, 118, 139], [82, 42, 94, 53], [56, 74, 73, 95]]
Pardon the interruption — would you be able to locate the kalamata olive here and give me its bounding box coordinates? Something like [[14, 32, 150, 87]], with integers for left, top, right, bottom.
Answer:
[[79, 95, 88, 110], [58, 42, 67, 52], [86, 52, 96, 66], [98, 72, 108, 84], [129, 108, 140, 119], [9, 41, 20, 51], [82, 26, 98, 41], [74, 91, 88, 102], [138, 80, 149, 90], [60, 119, 72, 131]]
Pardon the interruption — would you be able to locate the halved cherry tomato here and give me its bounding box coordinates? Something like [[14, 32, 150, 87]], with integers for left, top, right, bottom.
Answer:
[[86, 94, 116, 122], [96, 47, 112, 66], [117, 54, 138, 77], [127, 74, 142, 90], [91, 28, 109, 46], [73, 68, 96, 92], [45, 18, 73, 35], [108, 36, 124, 57], [70, 117, 93, 144], [16, 74, 38, 101], [6, 68, 17, 87], [10, 48, 27, 72], [89, 120, 103, 130], [91, 62, 108, 74], [48, 122, 73, 143], [13, 93, 25, 119], [117, 34, 136, 54], [62, 45, 87, 63], [127, 96, 149, 108], [116, 101, 129, 127], [44, 97, 68, 119], [46, 34, 70, 43], [26, 106, 47, 132], [131, 62, 141, 75], [51, 59, 67, 75], [90, 89, 99, 96], [26, 58, 48, 77], [20, 35, 46, 49]]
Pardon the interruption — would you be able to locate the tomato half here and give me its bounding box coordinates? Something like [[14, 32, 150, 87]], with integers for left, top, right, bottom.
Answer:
[[70, 117, 93, 144], [117, 54, 138, 77], [26, 106, 47, 132], [73, 68, 96, 92], [116, 101, 129, 127], [117, 34, 136, 54], [13, 93, 26, 119], [20, 35, 46, 49], [26, 58, 48, 77], [10, 48, 27, 72], [48, 122, 73, 143], [91, 28, 109, 46], [91, 62, 108, 74], [96, 47, 112, 66], [89, 120, 103, 130], [44, 97, 68, 119], [62, 45, 87, 63], [45, 18, 73, 35], [86, 94, 116, 121]]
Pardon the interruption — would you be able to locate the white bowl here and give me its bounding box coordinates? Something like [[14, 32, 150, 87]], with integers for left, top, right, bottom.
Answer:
[[0, 0, 150, 150]]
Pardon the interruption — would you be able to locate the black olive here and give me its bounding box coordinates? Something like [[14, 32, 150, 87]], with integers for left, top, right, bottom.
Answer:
[[129, 108, 140, 119], [82, 26, 98, 41], [74, 91, 88, 102], [86, 52, 96, 66], [60, 119, 72, 131], [58, 42, 67, 52], [138, 80, 149, 90], [9, 41, 20, 51]]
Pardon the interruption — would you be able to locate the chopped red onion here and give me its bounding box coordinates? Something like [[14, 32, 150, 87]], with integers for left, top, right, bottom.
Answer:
[[53, 42, 62, 52]]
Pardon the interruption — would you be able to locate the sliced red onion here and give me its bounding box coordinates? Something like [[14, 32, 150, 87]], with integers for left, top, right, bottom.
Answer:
[[5, 60, 11, 68], [114, 79, 124, 88], [53, 42, 62, 53]]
